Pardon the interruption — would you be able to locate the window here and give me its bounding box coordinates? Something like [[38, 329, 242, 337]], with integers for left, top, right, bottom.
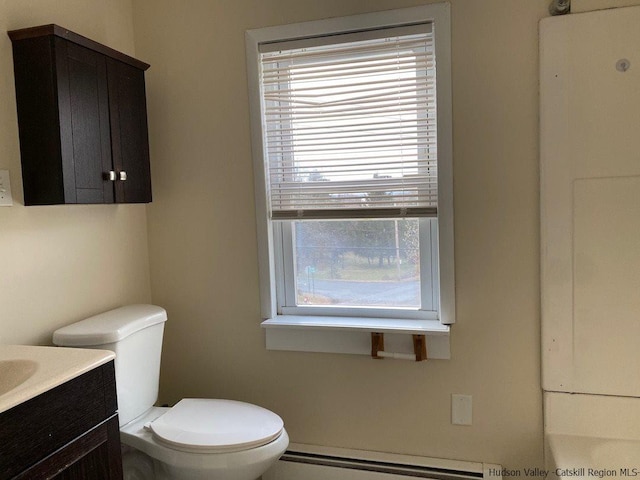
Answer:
[[246, 4, 453, 357], [277, 219, 439, 319]]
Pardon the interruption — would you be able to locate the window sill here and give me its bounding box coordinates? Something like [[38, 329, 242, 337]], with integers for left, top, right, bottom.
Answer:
[[261, 316, 450, 360]]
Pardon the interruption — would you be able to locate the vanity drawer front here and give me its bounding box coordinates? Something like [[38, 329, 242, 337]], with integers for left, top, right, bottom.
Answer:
[[0, 361, 117, 480]]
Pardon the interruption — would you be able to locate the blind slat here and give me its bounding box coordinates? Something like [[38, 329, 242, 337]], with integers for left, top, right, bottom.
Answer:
[[261, 49, 434, 73], [261, 56, 435, 80], [262, 62, 435, 84], [266, 118, 436, 135], [263, 79, 434, 98], [267, 128, 437, 142], [270, 181, 437, 192], [265, 94, 435, 111], [264, 106, 435, 122], [271, 165, 436, 174], [261, 34, 432, 59], [271, 207, 437, 220]]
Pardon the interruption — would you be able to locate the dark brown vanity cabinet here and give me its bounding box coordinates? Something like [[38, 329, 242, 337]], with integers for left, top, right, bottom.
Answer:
[[8, 25, 152, 205], [0, 362, 122, 480]]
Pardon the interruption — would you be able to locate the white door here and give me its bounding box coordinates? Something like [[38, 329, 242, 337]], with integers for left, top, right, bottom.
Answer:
[[541, 6, 640, 395]]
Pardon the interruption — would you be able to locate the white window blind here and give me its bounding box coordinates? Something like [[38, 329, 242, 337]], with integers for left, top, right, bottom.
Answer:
[[259, 24, 438, 220]]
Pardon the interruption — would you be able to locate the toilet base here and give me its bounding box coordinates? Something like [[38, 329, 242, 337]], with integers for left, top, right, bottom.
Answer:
[[122, 443, 283, 480], [122, 444, 154, 480]]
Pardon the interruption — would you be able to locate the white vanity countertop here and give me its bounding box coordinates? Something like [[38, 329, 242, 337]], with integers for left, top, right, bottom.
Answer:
[[0, 344, 114, 414]]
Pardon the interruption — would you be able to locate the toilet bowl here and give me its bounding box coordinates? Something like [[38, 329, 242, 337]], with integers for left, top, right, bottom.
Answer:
[[121, 404, 289, 480], [53, 304, 288, 480]]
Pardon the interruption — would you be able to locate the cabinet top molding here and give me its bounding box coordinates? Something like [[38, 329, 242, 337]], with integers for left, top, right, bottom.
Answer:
[[8, 24, 150, 71]]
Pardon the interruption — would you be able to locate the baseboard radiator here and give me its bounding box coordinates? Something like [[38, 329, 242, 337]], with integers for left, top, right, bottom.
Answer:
[[263, 444, 502, 480]]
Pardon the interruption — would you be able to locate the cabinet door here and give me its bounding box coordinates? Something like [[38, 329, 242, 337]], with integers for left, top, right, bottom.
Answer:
[[14, 415, 123, 480], [107, 58, 152, 203], [56, 39, 114, 203], [11, 35, 65, 205]]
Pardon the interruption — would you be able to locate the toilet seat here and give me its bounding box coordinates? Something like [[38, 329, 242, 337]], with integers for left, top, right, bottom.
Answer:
[[148, 399, 284, 454]]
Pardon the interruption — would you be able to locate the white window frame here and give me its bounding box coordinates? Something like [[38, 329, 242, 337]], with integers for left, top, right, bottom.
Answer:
[[246, 3, 454, 359]]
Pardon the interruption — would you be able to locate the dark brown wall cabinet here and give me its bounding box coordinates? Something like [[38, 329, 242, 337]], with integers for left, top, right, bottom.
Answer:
[[0, 362, 123, 480], [9, 25, 152, 205]]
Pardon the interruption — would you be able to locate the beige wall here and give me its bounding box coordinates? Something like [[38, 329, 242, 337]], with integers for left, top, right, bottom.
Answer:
[[4, 0, 636, 471], [0, 0, 152, 345], [134, 0, 547, 469]]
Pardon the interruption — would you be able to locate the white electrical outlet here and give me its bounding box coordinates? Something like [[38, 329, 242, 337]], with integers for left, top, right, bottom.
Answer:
[[452, 394, 473, 425], [0, 170, 13, 206]]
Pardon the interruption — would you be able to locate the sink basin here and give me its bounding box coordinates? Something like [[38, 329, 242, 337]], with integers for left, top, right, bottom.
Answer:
[[0, 360, 37, 396], [0, 345, 114, 413]]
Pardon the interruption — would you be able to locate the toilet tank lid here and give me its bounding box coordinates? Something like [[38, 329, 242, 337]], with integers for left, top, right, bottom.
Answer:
[[53, 304, 167, 346]]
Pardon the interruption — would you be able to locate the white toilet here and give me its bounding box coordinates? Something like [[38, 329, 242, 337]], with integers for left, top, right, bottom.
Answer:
[[52, 304, 289, 480]]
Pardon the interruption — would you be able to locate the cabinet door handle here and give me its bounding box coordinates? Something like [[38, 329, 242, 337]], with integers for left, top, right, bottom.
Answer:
[[119, 171, 127, 181], [105, 171, 116, 181]]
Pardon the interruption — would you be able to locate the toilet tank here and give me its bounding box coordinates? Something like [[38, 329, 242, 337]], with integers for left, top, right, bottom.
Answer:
[[53, 304, 167, 427]]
